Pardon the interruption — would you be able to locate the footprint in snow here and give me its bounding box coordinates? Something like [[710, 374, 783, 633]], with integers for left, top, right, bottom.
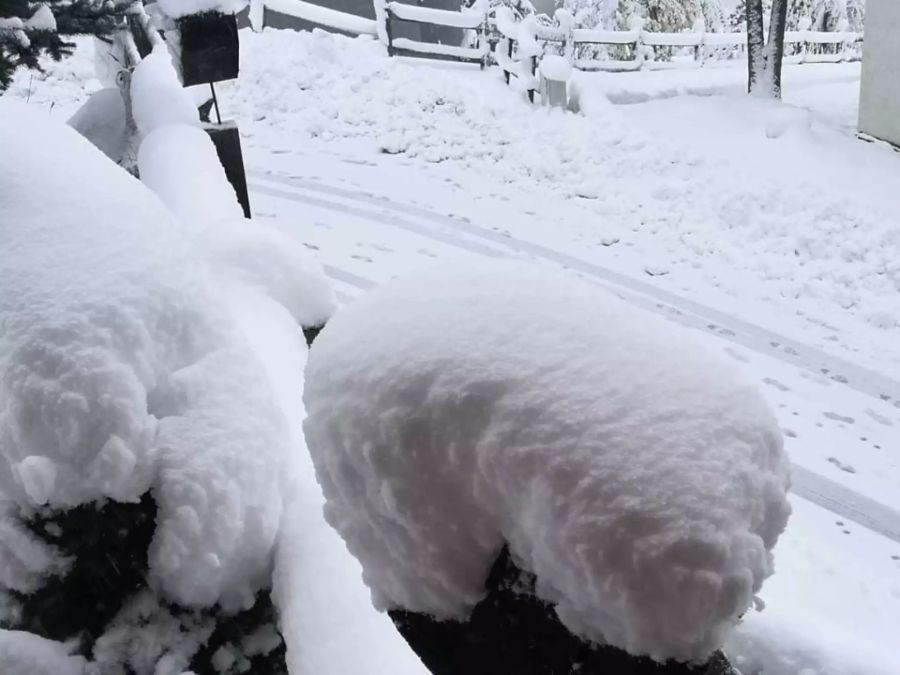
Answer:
[[823, 412, 855, 424], [350, 254, 374, 263], [865, 409, 893, 426], [783, 428, 798, 438], [417, 249, 438, 259], [643, 265, 669, 277], [827, 457, 857, 474], [723, 347, 749, 363]]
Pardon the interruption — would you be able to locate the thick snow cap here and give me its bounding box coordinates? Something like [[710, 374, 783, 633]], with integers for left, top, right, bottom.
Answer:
[[304, 261, 792, 664]]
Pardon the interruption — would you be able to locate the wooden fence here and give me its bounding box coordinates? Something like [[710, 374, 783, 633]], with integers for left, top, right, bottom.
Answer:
[[384, 1, 488, 66], [247, 0, 863, 74]]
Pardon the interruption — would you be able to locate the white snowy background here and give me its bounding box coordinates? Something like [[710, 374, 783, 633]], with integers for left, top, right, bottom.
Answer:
[[2, 24, 899, 675]]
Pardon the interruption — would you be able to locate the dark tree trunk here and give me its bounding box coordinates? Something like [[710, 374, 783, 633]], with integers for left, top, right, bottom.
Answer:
[[745, 0, 766, 94], [764, 0, 789, 98]]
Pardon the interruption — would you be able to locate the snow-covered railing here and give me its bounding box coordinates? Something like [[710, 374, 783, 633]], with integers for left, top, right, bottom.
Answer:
[[384, 0, 489, 67], [784, 29, 863, 64], [245, 0, 860, 72], [386, 2, 483, 29], [570, 25, 862, 71], [494, 11, 863, 74], [248, 0, 378, 36]]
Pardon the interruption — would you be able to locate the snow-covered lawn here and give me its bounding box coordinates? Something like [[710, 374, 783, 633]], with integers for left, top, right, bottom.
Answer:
[[5, 28, 900, 675]]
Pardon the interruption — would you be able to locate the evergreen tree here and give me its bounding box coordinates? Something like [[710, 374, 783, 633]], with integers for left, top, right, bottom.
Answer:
[[0, 0, 127, 91]]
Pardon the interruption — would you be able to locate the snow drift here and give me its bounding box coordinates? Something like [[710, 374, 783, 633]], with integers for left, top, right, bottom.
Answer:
[[304, 261, 792, 664], [0, 97, 334, 613]]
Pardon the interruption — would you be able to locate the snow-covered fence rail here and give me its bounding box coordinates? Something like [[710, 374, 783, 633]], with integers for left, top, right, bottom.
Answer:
[[560, 25, 862, 72], [494, 10, 862, 74], [384, 1, 489, 67], [248, 0, 378, 36], [245, 0, 860, 73]]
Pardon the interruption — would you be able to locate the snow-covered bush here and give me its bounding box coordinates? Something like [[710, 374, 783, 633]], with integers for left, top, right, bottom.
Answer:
[[0, 93, 335, 673], [304, 261, 792, 665]]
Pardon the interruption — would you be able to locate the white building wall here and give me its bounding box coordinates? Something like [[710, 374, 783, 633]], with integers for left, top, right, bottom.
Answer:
[[859, 0, 900, 146]]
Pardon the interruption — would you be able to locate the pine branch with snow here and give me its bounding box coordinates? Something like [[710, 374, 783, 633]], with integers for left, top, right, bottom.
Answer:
[[0, 0, 127, 91]]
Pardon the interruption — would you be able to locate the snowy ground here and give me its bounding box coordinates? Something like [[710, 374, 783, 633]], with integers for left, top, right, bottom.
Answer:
[[7, 30, 900, 675]]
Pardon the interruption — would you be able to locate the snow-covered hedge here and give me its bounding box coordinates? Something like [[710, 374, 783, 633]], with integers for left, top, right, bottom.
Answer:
[[0, 94, 335, 672], [304, 261, 791, 664]]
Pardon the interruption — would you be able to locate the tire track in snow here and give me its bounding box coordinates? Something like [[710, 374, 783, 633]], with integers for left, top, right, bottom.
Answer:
[[250, 170, 900, 405], [250, 175, 900, 545], [790, 465, 900, 543]]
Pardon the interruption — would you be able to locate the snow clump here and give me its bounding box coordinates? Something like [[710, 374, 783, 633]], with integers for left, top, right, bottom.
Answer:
[[304, 260, 792, 664]]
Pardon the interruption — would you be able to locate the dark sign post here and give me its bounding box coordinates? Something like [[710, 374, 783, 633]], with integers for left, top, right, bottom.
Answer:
[[176, 11, 251, 218]]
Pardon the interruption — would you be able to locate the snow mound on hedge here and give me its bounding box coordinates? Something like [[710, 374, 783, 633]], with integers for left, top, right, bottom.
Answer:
[[304, 261, 792, 664], [0, 98, 334, 612]]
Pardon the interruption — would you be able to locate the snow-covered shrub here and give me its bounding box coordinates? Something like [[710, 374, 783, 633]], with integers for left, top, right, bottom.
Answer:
[[304, 261, 791, 665], [0, 94, 335, 672]]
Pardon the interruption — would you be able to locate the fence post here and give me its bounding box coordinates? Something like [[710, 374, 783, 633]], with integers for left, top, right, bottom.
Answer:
[[384, 3, 394, 57], [480, 11, 489, 71], [553, 8, 575, 65], [692, 17, 706, 66], [528, 55, 536, 103], [630, 16, 645, 71], [797, 17, 811, 64], [248, 0, 265, 32]]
